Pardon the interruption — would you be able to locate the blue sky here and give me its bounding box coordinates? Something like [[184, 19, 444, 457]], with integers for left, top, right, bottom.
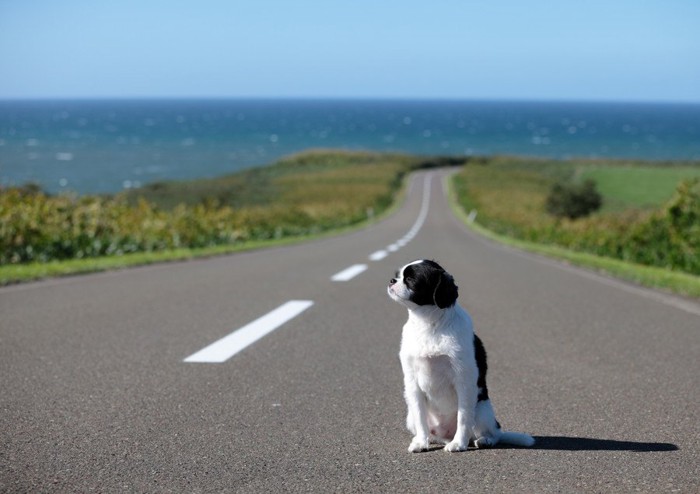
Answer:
[[1, 0, 699, 102]]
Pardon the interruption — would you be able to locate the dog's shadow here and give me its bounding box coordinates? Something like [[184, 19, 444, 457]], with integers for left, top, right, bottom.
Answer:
[[526, 436, 678, 452], [415, 437, 678, 453], [416, 437, 680, 453]]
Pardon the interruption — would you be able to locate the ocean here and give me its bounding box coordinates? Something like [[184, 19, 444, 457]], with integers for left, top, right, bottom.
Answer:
[[1, 99, 699, 194]]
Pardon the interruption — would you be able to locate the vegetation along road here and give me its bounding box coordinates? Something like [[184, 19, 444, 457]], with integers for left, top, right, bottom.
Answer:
[[2, 168, 699, 492]]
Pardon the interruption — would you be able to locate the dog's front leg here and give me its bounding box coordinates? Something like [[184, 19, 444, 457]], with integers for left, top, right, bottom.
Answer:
[[405, 386, 430, 452], [401, 361, 430, 452], [445, 372, 476, 452]]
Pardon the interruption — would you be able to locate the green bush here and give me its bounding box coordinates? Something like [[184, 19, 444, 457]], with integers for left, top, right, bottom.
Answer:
[[622, 179, 699, 273], [546, 180, 602, 219]]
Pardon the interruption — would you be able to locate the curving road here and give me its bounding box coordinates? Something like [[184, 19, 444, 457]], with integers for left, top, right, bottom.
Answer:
[[2, 169, 699, 492]]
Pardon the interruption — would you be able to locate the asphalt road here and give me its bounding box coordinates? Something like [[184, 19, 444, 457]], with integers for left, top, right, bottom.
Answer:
[[2, 169, 699, 493]]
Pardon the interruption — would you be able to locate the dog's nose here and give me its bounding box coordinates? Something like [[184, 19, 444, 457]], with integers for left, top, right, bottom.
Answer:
[[389, 278, 397, 286]]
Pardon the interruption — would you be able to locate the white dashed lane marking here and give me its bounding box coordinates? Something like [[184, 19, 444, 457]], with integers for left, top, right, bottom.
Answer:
[[367, 172, 432, 262], [330, 264, 368, 282], [184, 300, 314, 363], [369, 250, 388, 261]]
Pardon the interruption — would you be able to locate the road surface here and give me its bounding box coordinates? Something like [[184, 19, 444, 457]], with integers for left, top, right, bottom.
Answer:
[[2, 169, 699, 492]]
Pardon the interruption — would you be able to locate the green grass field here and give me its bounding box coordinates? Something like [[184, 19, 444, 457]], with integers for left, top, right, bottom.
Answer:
[[451, 156, 700, 285], [580, 165, 700, 211]]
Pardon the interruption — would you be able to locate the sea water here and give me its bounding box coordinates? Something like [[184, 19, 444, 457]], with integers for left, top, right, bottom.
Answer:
[[1, 99, 699, 194]]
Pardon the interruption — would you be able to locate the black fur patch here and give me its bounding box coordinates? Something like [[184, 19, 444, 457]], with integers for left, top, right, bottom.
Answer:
[[403, 260, 458, 308], [474, 334, 490, 402]]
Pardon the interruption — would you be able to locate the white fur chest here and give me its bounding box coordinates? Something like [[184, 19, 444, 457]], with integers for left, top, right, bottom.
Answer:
[[399, 319, 463, 413], [400, 322, 457, 360], [399, 305, 473, 360]]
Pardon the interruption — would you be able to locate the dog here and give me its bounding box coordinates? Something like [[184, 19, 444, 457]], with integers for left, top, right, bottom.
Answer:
[[387, 259, 535, 452]]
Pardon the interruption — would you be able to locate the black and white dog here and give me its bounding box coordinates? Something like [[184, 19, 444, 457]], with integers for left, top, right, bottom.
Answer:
[[388, 259, 535, 452]]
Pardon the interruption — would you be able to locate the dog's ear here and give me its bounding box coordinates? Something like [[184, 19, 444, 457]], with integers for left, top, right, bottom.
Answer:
[[433, 272, 458, 309]]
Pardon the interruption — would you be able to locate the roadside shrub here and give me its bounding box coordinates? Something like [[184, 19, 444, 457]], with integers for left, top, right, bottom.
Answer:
[[622, 179, 700, 273], [0, 151, 420, 266], [546, 180, 602, 219]]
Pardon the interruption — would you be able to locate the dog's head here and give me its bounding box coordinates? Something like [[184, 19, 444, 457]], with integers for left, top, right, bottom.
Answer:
[[387, 259, 458, 309]]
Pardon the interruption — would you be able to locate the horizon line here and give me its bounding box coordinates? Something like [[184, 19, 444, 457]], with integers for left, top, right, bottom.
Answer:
[[1, 96, 699, 106]]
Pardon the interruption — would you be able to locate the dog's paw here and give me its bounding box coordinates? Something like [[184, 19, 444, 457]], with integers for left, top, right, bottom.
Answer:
[[444, 440, 468, 452], [474, 436, 495, 449], [408, 436, 429, 453]]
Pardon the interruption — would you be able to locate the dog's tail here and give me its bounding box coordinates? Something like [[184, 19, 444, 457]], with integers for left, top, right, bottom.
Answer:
[[499, 431, 535, 447]]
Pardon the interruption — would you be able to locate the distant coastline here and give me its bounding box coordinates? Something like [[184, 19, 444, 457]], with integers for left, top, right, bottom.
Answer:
[[2, 99, 699, 194]]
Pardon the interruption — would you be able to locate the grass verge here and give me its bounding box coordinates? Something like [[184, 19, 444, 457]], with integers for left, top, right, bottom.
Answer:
[[446, 173, 700, 299], [0, 223, 368, 286]]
